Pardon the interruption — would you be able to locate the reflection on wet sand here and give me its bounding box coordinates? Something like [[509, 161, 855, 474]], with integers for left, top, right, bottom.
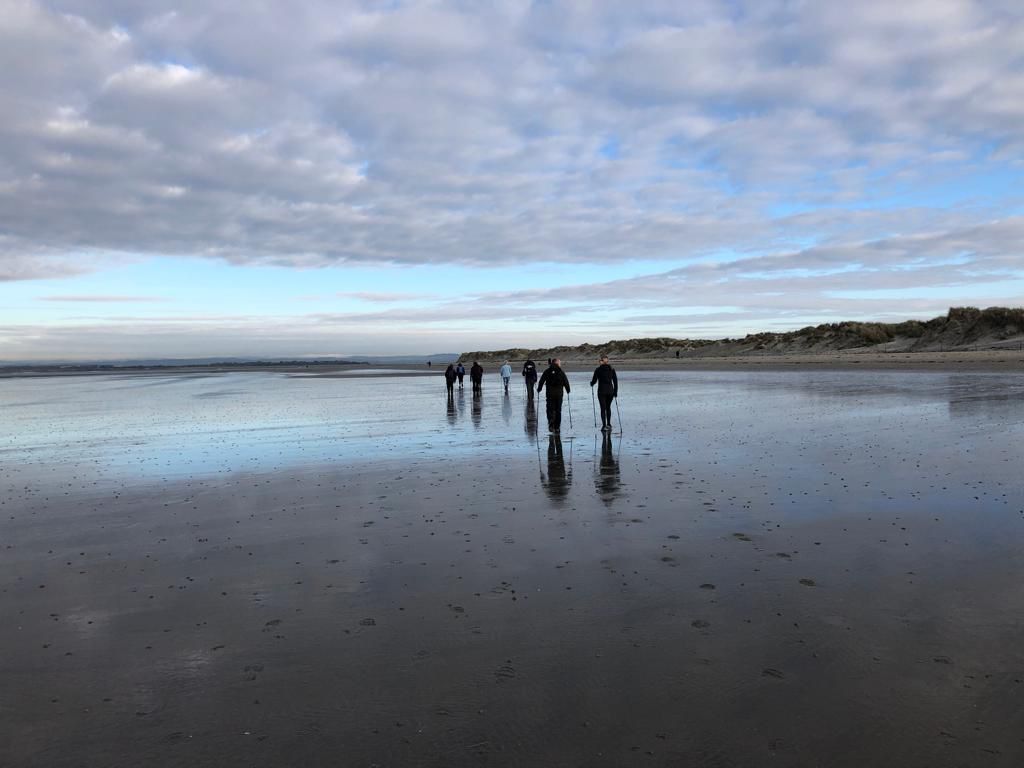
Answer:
[[524, 397, 538, 439], [542, 435, 571, 501], [947, 374, 1024, 419], [502, 391, 512, 426], [446, 392, 456, 426], [595, 432, 621, 504], [471, 390, 482, 428]]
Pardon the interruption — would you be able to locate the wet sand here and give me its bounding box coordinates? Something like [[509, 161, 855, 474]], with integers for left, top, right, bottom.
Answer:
[[3, 370, 1024, 766]]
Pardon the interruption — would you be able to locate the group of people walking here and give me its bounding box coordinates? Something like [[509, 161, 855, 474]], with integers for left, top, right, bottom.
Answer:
[[444, 356, 618, 433]]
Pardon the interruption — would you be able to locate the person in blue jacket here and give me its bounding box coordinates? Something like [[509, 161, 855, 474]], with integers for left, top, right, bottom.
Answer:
[[499, 360, 513, 394]]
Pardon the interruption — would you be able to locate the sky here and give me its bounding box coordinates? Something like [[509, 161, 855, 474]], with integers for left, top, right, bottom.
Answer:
[[1, 0, 1023, 360]]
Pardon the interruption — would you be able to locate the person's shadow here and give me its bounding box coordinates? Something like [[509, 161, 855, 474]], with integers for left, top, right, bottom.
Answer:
[[595, 432, 621, 504], [502, 391, 512, 426], [542, 435, 571, 502], [446, 392, 456, 426], [472, 390, 482, 429]]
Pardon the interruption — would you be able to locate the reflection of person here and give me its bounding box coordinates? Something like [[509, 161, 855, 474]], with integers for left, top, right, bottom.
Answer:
[[471, 387, 482, 428], [444, 363, 456, 395], [470, 361, 484, 394], [537, 358, 570, 433], [524, 396, 538, 439], [522, 359, 538, 396], [596, 432, 621, 503], [590, 354, 618, 432], [542, 434, 571, 501], [500, 360, 513, 394], [447, 391, 457, 425], [456, 362, 466, 389]]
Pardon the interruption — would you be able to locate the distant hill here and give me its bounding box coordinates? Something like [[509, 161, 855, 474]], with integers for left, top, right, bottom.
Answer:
[[459, 307, 1024, 363]]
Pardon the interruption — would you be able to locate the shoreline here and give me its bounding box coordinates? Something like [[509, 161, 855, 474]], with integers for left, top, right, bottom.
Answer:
[[2, 350, 1022, 379]]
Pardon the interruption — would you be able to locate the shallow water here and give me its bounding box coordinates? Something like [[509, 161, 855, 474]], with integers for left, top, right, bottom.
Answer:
[[2, 369, 1024, 767]]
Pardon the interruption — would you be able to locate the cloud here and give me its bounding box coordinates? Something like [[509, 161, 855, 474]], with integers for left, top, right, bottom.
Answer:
[[334, 291, 437, 303], [37, 295, 168, 302], [0, 0, 1020, 277]]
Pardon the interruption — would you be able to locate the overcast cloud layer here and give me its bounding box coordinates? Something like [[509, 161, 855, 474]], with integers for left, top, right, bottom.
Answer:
[[1, 0, 1023, 357]]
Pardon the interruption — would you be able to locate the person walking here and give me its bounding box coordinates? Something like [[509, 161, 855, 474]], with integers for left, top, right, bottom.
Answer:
[[590, 354, 618, 431], [522, 358, 538, 396], [470, 361, 484, 394], [537, 358, 571, 433], [499, 360, 513, 394], [455, 362, 466, 389], [444, 363, 456, 396]]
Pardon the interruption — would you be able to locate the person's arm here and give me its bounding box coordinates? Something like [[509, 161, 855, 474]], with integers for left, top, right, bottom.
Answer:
[[612, 368, 618, 397], [590, 367, 598, 387], [537, 369, 547, 392], [563, 370, 571, 393]]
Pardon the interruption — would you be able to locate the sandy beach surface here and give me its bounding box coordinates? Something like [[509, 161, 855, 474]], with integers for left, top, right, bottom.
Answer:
[[2, 368, 1023, 766]]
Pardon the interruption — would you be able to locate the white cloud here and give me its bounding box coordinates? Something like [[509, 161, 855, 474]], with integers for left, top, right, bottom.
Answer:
[[0, 0, 1019, 279]]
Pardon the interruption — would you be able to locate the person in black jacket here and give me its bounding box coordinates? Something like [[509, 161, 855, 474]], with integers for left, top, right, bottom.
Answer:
[[522, 359, 538, 397], [444, 363, 457, 396], [470, 361, 484, 393], [590, 354, 618, 431], [537, 358, 570, 432]]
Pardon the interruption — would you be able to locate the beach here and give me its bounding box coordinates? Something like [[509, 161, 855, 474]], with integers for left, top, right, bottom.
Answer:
[[2, 368, 1023, 766]]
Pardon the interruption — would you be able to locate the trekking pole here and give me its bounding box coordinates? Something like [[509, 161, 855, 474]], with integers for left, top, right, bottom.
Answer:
[[536, 431, 543, 477], [567, 392, 573, 430], [591, 387, 597, 428], [614, 397, 622, 434]]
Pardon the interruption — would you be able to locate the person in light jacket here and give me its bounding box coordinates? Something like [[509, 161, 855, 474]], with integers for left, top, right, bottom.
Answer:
[[499, 360, 513, 394]]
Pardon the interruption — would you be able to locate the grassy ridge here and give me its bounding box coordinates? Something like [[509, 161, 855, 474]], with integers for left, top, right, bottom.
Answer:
[[459, 306, 1024, 362]]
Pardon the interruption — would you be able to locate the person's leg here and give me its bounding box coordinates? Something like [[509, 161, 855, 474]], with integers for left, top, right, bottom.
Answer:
[[551, 396, 562, 430], [545, 397, 557, 430], [599, 394, 612, 428]]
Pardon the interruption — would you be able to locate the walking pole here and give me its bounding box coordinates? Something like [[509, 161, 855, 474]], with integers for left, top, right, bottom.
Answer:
[[567, 393, 573, 430], [591, 387, 597, 428], [614, 397, 623, 434]]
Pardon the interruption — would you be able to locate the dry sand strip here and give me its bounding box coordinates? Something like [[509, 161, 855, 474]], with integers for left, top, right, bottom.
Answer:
[[543, 350, 1024, 373]]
